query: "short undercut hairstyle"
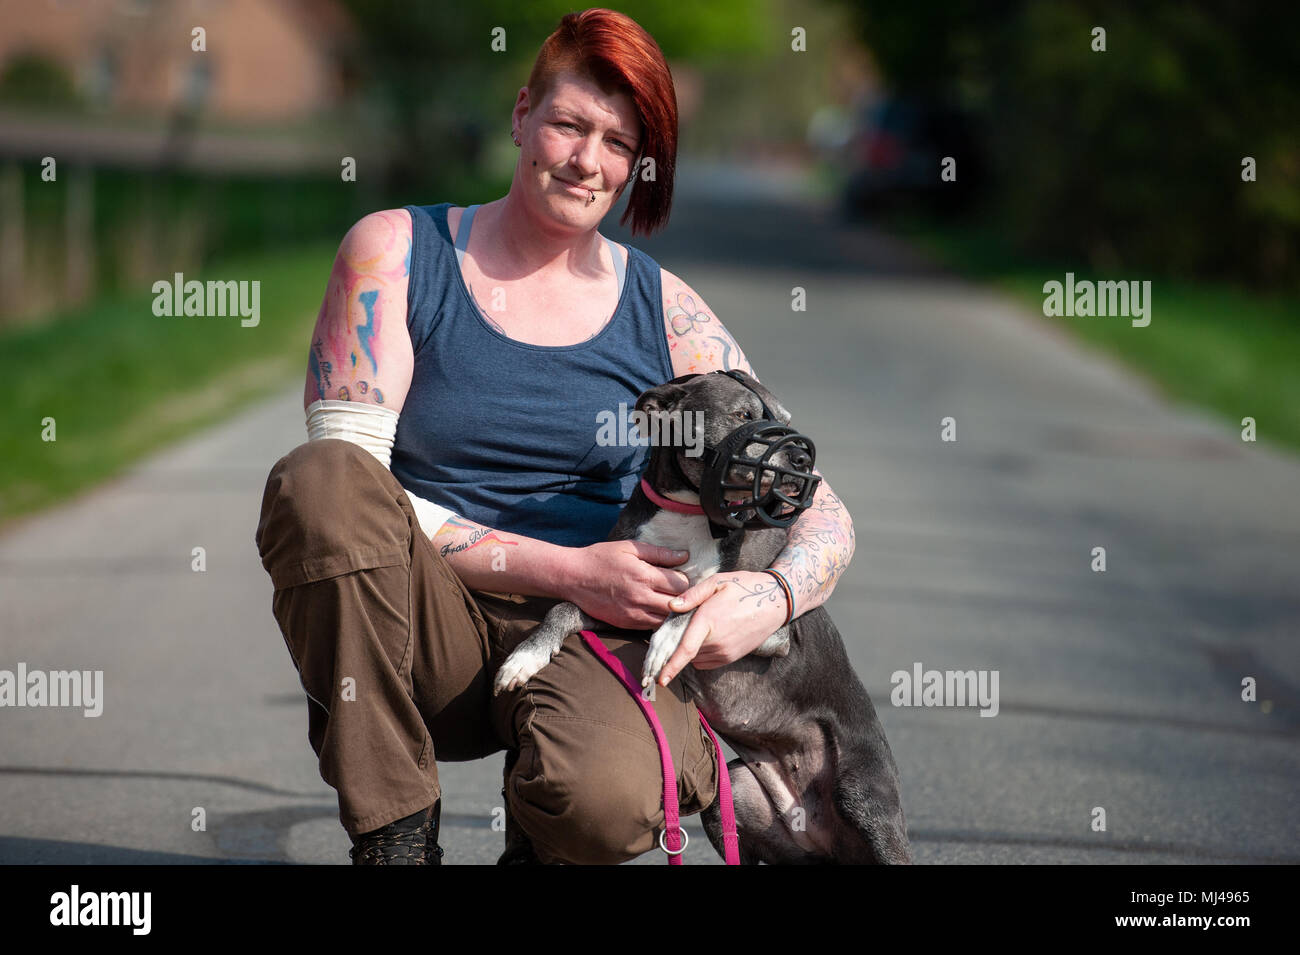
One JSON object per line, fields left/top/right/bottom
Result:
{"left": 526, "top": 8, "right": 678, "bottom": 236}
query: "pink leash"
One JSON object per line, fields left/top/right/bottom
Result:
{"left": 580, "top": 629, "right": 740, "bottom": 865}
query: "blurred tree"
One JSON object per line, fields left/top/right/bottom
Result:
{"left": 834, "top": 0, "right": 1299, "bottom": 288}
{"left": 339, "top": 0, "right": 765, "bottom": 194}
{"left": 0, "top": 52, "right": 81, "bottom": 108}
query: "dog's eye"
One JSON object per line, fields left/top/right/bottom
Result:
{"left": 734, "top": 409, "right": 753, "bottom": 421}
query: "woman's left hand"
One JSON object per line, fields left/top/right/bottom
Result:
{"left": 655, "top": 571, "right": 790, "bottom": 685}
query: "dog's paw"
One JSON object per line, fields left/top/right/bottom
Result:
{"left": 493, "top": 643, "right": 554, "bottom": 696}
{"left": 642, "top": 612, "right": 692, "bottom": 688}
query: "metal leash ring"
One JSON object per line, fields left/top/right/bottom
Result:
{"left": 658, "top": 827, "right": 689, "bottom": 856}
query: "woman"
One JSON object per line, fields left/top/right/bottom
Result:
{"left": 255, "top": 8, "right": 855, "bottom": 864}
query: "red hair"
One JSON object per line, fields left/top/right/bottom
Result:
{"left": 526, "top": 8, "right": 677, "bottom": 236}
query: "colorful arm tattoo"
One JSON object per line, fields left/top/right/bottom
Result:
{"left": 661, "top": 271, "right": 756, "bottom": 377}
{"left": 768, "top": 474, "right": 855, "bottom": 617}
{"left": 306, "top": 210, "right": 411, "bottom": 406}
{"left": 656, "top": 271, "right": 847, "bottom": 613}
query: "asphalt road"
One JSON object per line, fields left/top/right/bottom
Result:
{"left": 2, "top": 162, "right": 1297, "bottom": 865}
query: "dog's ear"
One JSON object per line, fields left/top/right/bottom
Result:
{"left": 724, "top": 370, "right": 792, "bottom": 425}
{"left": 635, "top": 375, "right": 698, "bottom": 417}
{"left": 664, "top": 372, "right": 703, "bottom": 388}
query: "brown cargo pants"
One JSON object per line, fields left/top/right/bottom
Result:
{"left": 254, "top": 438, "right": 718, "bottom": 864}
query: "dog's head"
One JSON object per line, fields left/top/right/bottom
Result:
{"left": 634, "top": 370, "right": 817, "bottom": 525}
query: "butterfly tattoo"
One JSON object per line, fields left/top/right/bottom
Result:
{"left": 667, "top": 294, "right": 714, "bottom": 337}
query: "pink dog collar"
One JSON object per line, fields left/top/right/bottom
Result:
{"left": 639, "top": 478, "right": 706, "bottom": 516}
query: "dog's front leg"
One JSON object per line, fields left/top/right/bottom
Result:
{"left": 643, "top": 617, "right": 790, "bottom": 687}
{"left": 493, "top": 602, "right": 595, "bottom": 695}
{"left": 642, "top": 610, "right": 694, "bottom": 689}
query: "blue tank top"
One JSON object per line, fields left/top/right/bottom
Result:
{"left": 392, "top": 202, "right": 675, "bottom": 548}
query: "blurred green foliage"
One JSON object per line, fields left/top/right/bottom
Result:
{"left": 0, "top": 52, "right": 81, "bottom": 108}
{"left": 839, "top": 0, "right": 1298, "bottom": 289}
{"left": 339, "top": 0, "right": 770, "bottom": 193}
{"left": 6, "top": 1, "right": 816, "bottom": 328}
{"left": 6, "top": 166, "right": 371, "bottom": 324}
{"left": 0, "top": 241, "right": 334, "bottom": 523}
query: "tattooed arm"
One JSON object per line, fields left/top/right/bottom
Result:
{"left": 658, "top": 266, "right": 856, "bottom": 613}
{"left": 651, "top": 270, "right": 857, "bottom": 683}
{"left": 305, "top": 209, "right": 414, "bottom": 410}
{"left": 426, "top": 514, "right": 566, "bottom": 598}
{"left": 767, "top": 472, "right": 854, "bottom": 616}
{"left": 432, "top": 513, "right": 692, "bottom": 631}
{"left": 661, "top": 267, "right": 757, "bottom": 377}
{"left": 303, "top": 211, "right": 559, "bottom": 588}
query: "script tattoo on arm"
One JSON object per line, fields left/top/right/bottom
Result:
{"left": 433, "top": 514, "right": 522, "bottom": 559}
{"left": 661, "top": 268, "right": 756, "bottom": 377}
{"left": 768, "top": 475, "right": 855, "bottom": 617}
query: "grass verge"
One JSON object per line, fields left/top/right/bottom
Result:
{"left": 1, "top": 242, "right": 334, "bottom": 526}
{"left": 1, "top": 168, "right": 514, "bottom": 529}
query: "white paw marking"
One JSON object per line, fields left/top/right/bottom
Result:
{"left": 642, "top": 611, "right": 692, "bottom": 688}
{"left": 493, "top": 642, "right": 556, "bottom": 696}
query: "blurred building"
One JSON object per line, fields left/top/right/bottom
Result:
{"left": 0, "top": 0, "right": 356, "bottom": 123}
{"left": 0, "top": 0, "right": 369, "bottom": 324}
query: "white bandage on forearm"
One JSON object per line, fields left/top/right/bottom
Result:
{"left": 306, "top": 399, "right": 399, "bottom": 466}
{"left": 304, "top": 399, "right": 457, "bottom": 537}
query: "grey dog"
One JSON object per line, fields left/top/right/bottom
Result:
{"left": 495, "top": 370, "right": 912, "bottom": 864}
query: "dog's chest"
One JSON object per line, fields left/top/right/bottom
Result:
{"left": 635, "top": 511, "right": 723, "bottom": 583}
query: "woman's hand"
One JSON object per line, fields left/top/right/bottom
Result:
{"left": 654, "top": 571, "right": 790, "bottom": 685}
{"left": 561, "top": 540, "right": 693, "bottom": 631}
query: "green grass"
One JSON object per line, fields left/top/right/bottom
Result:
{"left": 0, "top": 163, "right": 513, "bottom": 528}
{"left": 0, "top": 242, "right": 335, "bottom": 525}
{"left": 893, "top": 219, "right": 1300, "bottom": 453}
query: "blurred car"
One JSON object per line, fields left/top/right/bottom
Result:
{"left": 838, "top": 94, "right": 983, "bottom": 219}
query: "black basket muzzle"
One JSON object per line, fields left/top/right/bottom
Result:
{"left": 697, "top": 420, "right": 821, "bottom": 531}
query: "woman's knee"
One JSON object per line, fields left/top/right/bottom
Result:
{"left": 505, "top": 712, "right": 717, "bottom": 865}
{"left": 506, "top": 730, "right": 656, "bottom": 863}
{"left": 256, "top": 439, "right": 412, "bottom": 590}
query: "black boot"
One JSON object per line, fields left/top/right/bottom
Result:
{"left": 497, "top": 750, "right": 546, "bottom": 864}
{"left": 349, "top": 801, "right": 444, "bottom": 865}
